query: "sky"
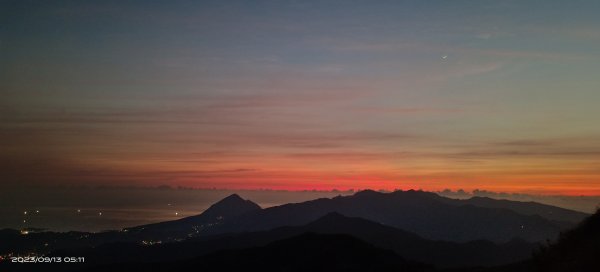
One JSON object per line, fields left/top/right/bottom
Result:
{"left": 2, "top": 0, "right": 600, "bottom": 195}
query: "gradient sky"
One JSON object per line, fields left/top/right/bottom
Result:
{"left": 2, "top": 0, "right": 600, "bottom": 195}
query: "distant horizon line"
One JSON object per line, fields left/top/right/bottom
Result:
{"left": 3, "top": 183, "right": 600, "bottom": 197}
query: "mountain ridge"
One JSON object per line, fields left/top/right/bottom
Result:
{"left": 41, "top": 212, "right": 536, "bottom": 270}
{"left": 199, "top": 190, "right": 569, "bottom": 242}
{"left": 124, "top": 193, "right": 261, "bottom": 236}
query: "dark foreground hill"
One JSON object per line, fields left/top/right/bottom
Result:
{"left": 83, "top": 233, "right": 435, "bottom": 272}
{"left": 39, "top": 213, "right": 535, "bottom": 270}
{"left": 532, "top": 209, "right": 600, "bottom": 272}
{"left": 448, "top": 209, "right": 600, "bottom": 272}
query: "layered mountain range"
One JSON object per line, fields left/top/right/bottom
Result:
{"left": 128, "top": 190, "right": 585, "bottom": 243}
{"left": 1, "top": 190, "right": 595, "bottom": 272}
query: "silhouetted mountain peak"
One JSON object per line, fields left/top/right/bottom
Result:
{"left": 219, "top": 193, "right": 244, "bottom": 203}
{"left": 353, "top": 189, "right": 382, "bottom": 197}
{"left": 390, "top": 189, "right": 442, "bottom": 199}
{"left": 203, "top": 194, "right": 261, "bottom": 218}
{"left": 469, "top": 196, "right": 493, "bottom": 201}
{"left": 354, "top": 189, "right": 441, "bottom": 200}
{"left": 122, "top": 194, "right": 261, "bottom": 234}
